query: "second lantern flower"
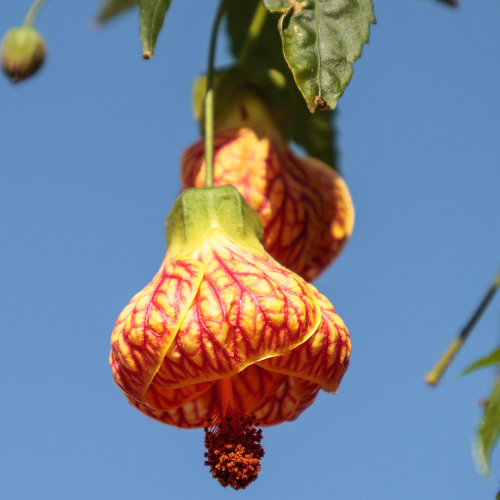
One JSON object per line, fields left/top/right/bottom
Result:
{"left": 182, "top": 95, "right": 355, "bottom": 281}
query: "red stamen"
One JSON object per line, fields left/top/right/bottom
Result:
{"left": 203, "top": 379, "right": 264, "bottom": 490}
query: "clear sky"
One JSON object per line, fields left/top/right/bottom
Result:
{"left": 1, "top": 1, "right": 500, "bottom": 499}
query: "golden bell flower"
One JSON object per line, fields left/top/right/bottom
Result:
{"left": 110, "top": 186, "right": 351, "bottom": 489}
{"left": 181, "top": 95, "right": 355, "bottom": 281}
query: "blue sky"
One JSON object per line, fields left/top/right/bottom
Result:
{"left": 1, "top": 1, "right": 500, "bottom": 499}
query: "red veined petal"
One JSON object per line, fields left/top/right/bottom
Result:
{"left": 258, "top": 286, "right": 351, "bottom": 393}
{"left": 151, "top": 237, "right": 321, "bottom": 388}
{"left": 110, "top": 258, "right": 204, "bottom": 401}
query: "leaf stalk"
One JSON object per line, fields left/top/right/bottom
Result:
{"left": 425, "top": 267, "right": 500, "bottom": 386}
{"left": 238, "top": 1, "right": 268, "bottom": 67}
{"left": 24, "top": 0, "right": 48, "bottom": 27}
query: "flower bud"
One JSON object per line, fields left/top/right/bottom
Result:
{"left": 182, "top": 95, "right": 355, "bottom": 281}
{"left": 1, "top": 26, "right": 46, "bottom": 83}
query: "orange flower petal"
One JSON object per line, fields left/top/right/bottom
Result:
{"left": 251, "top": 375, "right": 320, "bottom": 426}
{"left": 182, "top": 128, "right": 279, "bottom": 223}
{"left": 110, "top": 258, "right": 204, "bottom": 402}
{"left": 125, "top": 366, "right": 273, "bottom": 429}
{"left": 181, "top": 127, "right": 354, "bottom": 280}
{"left": 151, "top": 237, "right": 321, "bottom": 388}
{"left": 126, "top": 365, "right": 320, "bottom": 429}
{"left": 228, "top": 364, "right": 276, "bottom": 414}
{"left": 125, "top": 387, "right": 218, "bottom": 429}
{"left": 300, "top": 157, "right": 355, "bottom": 281}
{"left": 145, "top": 380, "right": 215, "bottom": 411}
{"left": 257, "top": 286, "right": 351, "bottom": 393}
{"left": 145, "top": 365, "right": 276, "bottom": 415}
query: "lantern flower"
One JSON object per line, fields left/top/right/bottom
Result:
{"left": 110, "top": 185, "right": 351, "bottom": 489}
{"left": 181, "top": 95, "right": 355, "bottom": 281}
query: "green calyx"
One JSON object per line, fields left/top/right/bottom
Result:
{"left": 1, "top": 26, "right": 46, "bottom": 83}
{"left": 166, "top": 185, "right": 266, "bottom": 261}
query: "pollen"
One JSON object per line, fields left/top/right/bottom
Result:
{"left": 203, "top": 411, "right": 265, "bottom": 490}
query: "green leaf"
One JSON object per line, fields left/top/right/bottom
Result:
{"left": 227, "top": 0, "right": 286, "bottom": 74}
{"left": 436, "top": 0, "right": 458, "bottom": 7}
{"left": 476, "top": 376, "right": 500, "bottom": 476}
{"left": 95, "top": 0, "right": 138, "bottom": 24}
{"left": 271, "top": 0, "right": 376, "bottom": 112}
{"left": 462, "top": 347, "right": 500, "bottom": 376}
{"left": 263, "top": 0, "right": 292, "bottom": 10}
{"left": 139, "top": 0, "right": 173, "bottom": 58}
{"left": 225, "top": 0, "right": 339, "bottom": 170}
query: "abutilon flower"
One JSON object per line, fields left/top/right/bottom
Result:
{"left": 110, "top": 186, "right": 351, "bottom": 489}
{"left": 181, "top": 95, "right": 355, "bottom": 281}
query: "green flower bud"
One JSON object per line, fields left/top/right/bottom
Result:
{"left": 1, "top": 26, "right": 46, "bottom": 83}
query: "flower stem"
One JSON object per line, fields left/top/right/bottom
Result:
{"left": 425, "top": 267, "right": 500, "bottom": 386}
{"left": 238, "top": 1, "right": 268, "bottom": 67}
{"left": 24, "top": 0, "right": 48, "bottom": 27}
{"left": 204, "top": 0, "right": 227, "bottom": 189}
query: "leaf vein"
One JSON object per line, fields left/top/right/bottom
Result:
{"left": 150, "top": 0, "right": 163, "bottom": 51}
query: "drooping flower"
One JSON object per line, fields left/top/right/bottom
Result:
{"left": 181, "top": 95, "right": 354, "bottom": 281}
{"left": 110, "top": 185, "right": 351, "bottom": 489}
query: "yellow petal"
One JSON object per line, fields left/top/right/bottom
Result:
{"left": 251, "top": 374, "right": 320, "bottom": 426}
{"left": 300, "top": 157, "right": 355, "bottom": 281}
{"left": 257, "top": 285, "right": 351, "bottom": 393}
{"left": 181, "top": 127, "right": 354, "bottom": 281}
{"left": 127, "top": 365, "right": 319, "bottom": 429}
{"left": 110, "top": 258, "right": 204, "bottom": 402}
{"left": 145, "top": 380, "right": 215, "bottom": 411}
{"left": 125, "top": 387, "right": 218, "bottom": 429}
{"left": 150, "top": 236, "right": 321, "bottom": 389}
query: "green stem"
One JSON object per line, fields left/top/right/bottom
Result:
{"left": 238, "top": 1, "right": 268, "bottom": 67}
{"left": 24, "top": 0, "right": 48, "bottom": 27}
{"left": 425, "top": 267, "right": 500, "bottom": 387}
{"left": 204, "top": 0, "right": 227, "bottom": 189}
